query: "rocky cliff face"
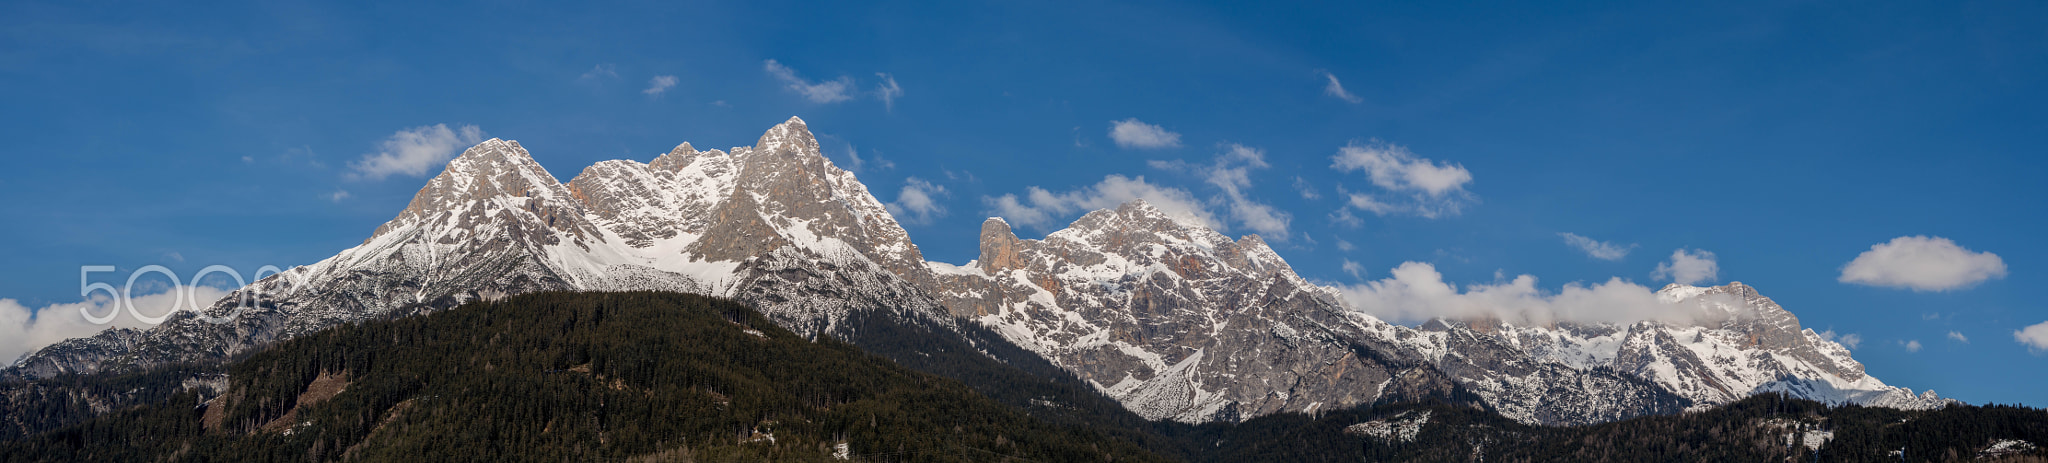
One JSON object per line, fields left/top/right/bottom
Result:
{"left": 1449, "top": 283, "right": 1951, "bottom": 411}
{"left": 923, "top": 203, "right": 1686, "bottom": 424}
{"left": 5, "top": 117, "right": 939, "bottom": 380}
{"left": 4, "top": 117, "right": 1946, "bottom": 427}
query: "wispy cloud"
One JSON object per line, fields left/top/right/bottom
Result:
{"left": 1900, "top": 339, "right": 1923, "bottom": 353}
{"left": 1149, "top": 144, "right": 1291, "bottom": 238}
{"left": 579, "top": 63, "right": 618, "bottom": 81}
{"left": 875, "top": 73, "right": 903, "bottom": 111}
{"left": 1329, "top": 141, "right": 1475, "bottom": 219}
{"left": 1560, "top": 232, "right": 1637, "bottom": 261}
{"left": 885, "top": 177, "right": 948, "bottom": 225}
{"left": 837, "top": 143, "right": 893, "bottom": 173}
{"left": 1292, "top": 176, "right": 1321, "bottom": 200}
{"left": 346, "top": 124, "right": 485, "bottom": 180}
{"left": 1819, "top": 330, "right": 1863, "bottom": 349}
{"left": 984, "top": 175, "right": 1214, "bottom": 231}
{"left": 1108, "top": 118, "right": 1182, "bottom": 149}
{"left": 1948, "top": 331, "right": 1969, "bottom": 343}
{"left": 1333, "top": 142, "right": 1472, "bottom": 197}
{"left": 643, "top": 75, "right": 678, "bottom": 96}
{"left": 764, "top": 59, "right": 853, "bottom": 103}
{"left": 1652, "top": 248, "right": 1719, "bottom": 285}
{"left": 1839, "top": 236, "right": 2006, "bottom": 291}
{"left": 1342, "top": 259, "right": 1366, "bottom": 280}
{"left": 327, "top": 189, "right": 350, "bottom": 203}
{"left": 1321, "top": 70, "right": 1363, "bottom": 104}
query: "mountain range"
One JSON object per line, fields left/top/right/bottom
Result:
{"left": 5, "top": 117, "right": 1951, "bottom": 428}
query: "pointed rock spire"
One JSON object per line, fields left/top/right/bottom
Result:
{"left": 979, "top": 217, "right": 1024, "bottom": 276}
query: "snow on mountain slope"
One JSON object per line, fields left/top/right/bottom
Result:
{"left": 5, "top": 116, "right": 1944, "bottom": 428}
{"left": 922, "top": 203, "right": 1682, "bottom": 424}
{"left": 1440, "top": 282, "right": 1952, "bottom": 411}
{"left": 6, "top": 117, "right": 945, "bottom": 379}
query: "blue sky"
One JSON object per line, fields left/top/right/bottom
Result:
{"left": 2, "top": 1, "right": 2045, "bottom": 405}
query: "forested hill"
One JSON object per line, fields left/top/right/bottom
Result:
{"left": 3, "top": 291, "right": 2045, "bottom": 462}
{"left": 0, "top": 291, "right": 1167, "bottom": 462}
{"left": 1189, "top": 393, "right": 2048, "bottom": 462}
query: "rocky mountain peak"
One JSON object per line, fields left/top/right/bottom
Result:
{"left": 370, "top": 138, "right": 594, "bottom": 243}
{"left": 1227, "top": 234, "right": 1287, "bottom": 275}
{"left": 1111, "top": 198, "right": 1177, "bottom": 226}
{"left": 649, "top": 142, "right": 724, "bottom": 173}
{"left": 1056, "top": 199, "right": 1210, "bottom": 246}
{"left": 683, "top": 117, "right": 929, "bottom": 288}
{"left": 7, "top": 116, "right": 1949, "bottom": 432}
{"left": 753, "top": 116, "right": 817, "bottom": 156}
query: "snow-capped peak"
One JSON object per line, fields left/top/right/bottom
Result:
{"left": 753, "top": 116, "right": 816, "bottom": 156}
{"left": 7, "top": 116, "right": 1953, "bottom": 432}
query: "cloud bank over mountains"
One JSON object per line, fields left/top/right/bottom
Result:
{"left": 1, "top": 286, "right": 231, "bottom": 365}
{"left": 1329, "top": 260, "right": 1746, "bottom": 326}
{"left": 1653, "top": 249, "right": 1719, "bottom": 285}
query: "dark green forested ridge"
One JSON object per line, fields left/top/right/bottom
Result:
{"left": 0, "top": 291, "right": 1167, "bottom": 462}
{"left": 2, "top": 290, "right": 2045, "bottom": 462}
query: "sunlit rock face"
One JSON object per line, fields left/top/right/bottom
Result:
{"left": 7, "top": 117, "right": 1947, "bottom": 427}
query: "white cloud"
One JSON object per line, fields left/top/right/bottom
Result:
{"left": 1343, "top": 193, "right": 1401, "bottom": 218}
{"left": 1947, "top": 330, "right": 1969, "bottom": 343}
{"left": 1329, "top": 141, "right": 1476, "bottom": 219}
{"left": 1839, "top": 236, "right": 2006, "bottom": 292}
{"left": 1819, "top": 330, "right": 1863, "bottom": 350}
{"left": 1, "top": 286, "right": 232, "bottom": 365}
{"left": 1652, "top": 248, "right": 1719, "bottom": 285}
{"left": 875, "top": 73, "right": 903, "bottom": 111}
{"left": 346, "top": 124, "right": 485, "bottom": 180}
{"left": 1150, "top": 144, "right": 1292, "bottom": 238}
{"left": 1292, "top": 176, "right": 1320, "bottom": 200}
{"left": 1900, "top": 339, "right": 1923, "bottom": 353}
{"left": 764, "top": 59, "right": 853, "bottom": 103}
{"left": 1227, "top": 200, "right": 1291, "bottom": 239}
{"left": 1342, "top": 259, "right": 1366, "bottom": 280}
{"left": 1333, "top": 142, "right": 1472, "bottom": 197}
{"left": 1336, "top": 239, "right": 1355, "bottom": 252}
{"left": 1560, "top": 233, "right": 1636, "bottom": 261}
{"left": 579, "top": 63, "right": 618, "bottom": 81}
{"left": 2015, "top": 321, "right": 2048, "bottom": 353}
{"left": 1321, "top": 71, "right": 1363, "bottom": 104}
{"left": 643, "top": 75, "right": 678, "bottom": 96}
{"left": 885, "top": 177, "right": 948, "bottom": 225}
{"left": 1329, "top": 207, "right": 1364, "bottom": 228}
{"left": 1108, "top": 118, "right": 1182, "bottom": 149}
{"left": 328, "top": 189, "right": 350, "bottom": 202}
{"left": 1331, "top": 261, "right": 1717, "bottom": 326}
{"left": 983, "top": 175, "right": 1215, "bottom": 231}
